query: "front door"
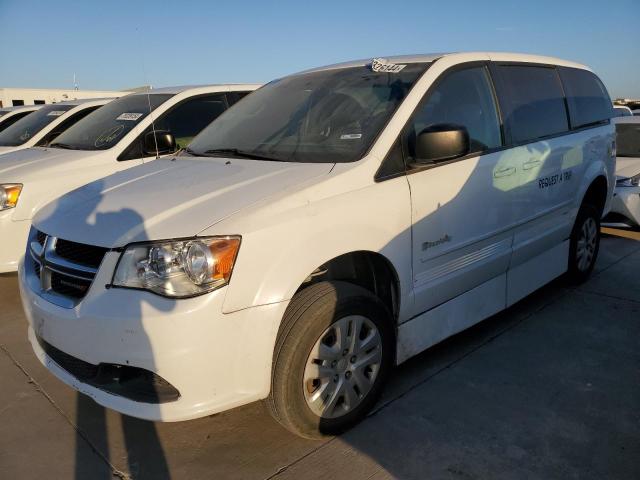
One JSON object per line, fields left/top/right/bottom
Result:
{"left": 404, "top": 65, "right": 513, "bottom": 316}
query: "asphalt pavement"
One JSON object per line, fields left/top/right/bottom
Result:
{"left": 1, "top": 230, "right": 639, "bottom": 480}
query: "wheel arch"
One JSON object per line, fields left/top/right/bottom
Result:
{"left": 580, "top": 174, "right": 608, "bottom": 217}
{"left": 293, "top": 250, "right": 402, "bottom": 323}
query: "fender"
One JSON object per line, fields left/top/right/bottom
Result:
{"left": 208, "top": 169, "right": 415, "bottom": 319}
{"left": 574, "top": 129, "right": 615, "bottom": 218}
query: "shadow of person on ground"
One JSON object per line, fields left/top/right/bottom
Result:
{"left": 31, "top": 178, "right": 172, "bottom": 479}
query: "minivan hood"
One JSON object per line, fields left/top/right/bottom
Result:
{"left": 0, "top": 147, "right": 95, "bottom": 180}
{"left": 34, "top": 157, "right": 333, "bottom": 247}
{"left": 0, "top": 145, "right": 20, "bottom": 156}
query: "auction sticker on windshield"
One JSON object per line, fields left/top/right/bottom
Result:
{"left": 47, "top": 111, "right": 66, "bottom": 116}
{"left": 116, "top": 113, "right": 143, "bottom": 121}
{"left": 371, "top": 58, "right": 406, "bottom": 73}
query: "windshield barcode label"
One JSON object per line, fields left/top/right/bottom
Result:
{"left": 116, "top": 113, "right": 143, "bottom": 121}
{"left": 371, "top": 58, "right": 406, "bottom": 73}
{"left": 47, "top": 111, "right": 66, "bottom": 116}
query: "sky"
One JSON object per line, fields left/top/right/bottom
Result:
{"left": 0, "top": 0, "right": 638, "bottom": 98}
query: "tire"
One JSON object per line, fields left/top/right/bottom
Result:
{"left": 266, "top": 281, "right": 394, "bottom": 439}
{"left": 566, "top": 203, "right": 601, "bottom": 284}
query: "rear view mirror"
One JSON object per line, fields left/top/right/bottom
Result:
{"left": 144, "top": 130, "right": 176, "bottom": 156}
{"left": 412, "top": 123, "right": 470, "bottom": 164}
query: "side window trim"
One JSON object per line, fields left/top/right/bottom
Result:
{"left": 376, "top": 61, "right": 612, "bottom": 182}
{"left": 117, "top": 92, "right": 230, "bottom": 161}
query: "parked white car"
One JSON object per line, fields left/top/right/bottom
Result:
{"left": 607, "top": 116, "right": 640, "bottom": 226}
{"left": 0, "top": 98, "right": 116, "bottom": 155}
{"left": 613, "top": 105, "right": 633, "bottom": 117}
{"left": 0, "top": 85, "right": 258, "bottom": 272}
{"left": 0, "top": 105, "right": 42, "bottom": 133}
{"left": 20, "top": 52, "right": 615, "bottom": 438}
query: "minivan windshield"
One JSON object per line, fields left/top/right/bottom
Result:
{"left": 0, "top": 104, "right": 74, "bottom": 146}
{"left": 187, "top": 63, "right": 430, "bottom": 163}
{"left": 49, "top": 93, "right": 174, "bottom": 150}
{"left": 616, "top": 123, "right": 640, "bottom": 158}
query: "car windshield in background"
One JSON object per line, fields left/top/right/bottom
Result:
{"left": 0, "top": 104, "right": 74, "bottom": 146}
{"left": 616, "top": 123, "right": 640, "bottom": 158}
{"left": 49, "top": 94, "right": 174, "bottom": 150}
{"left": 188, "top": 63, "right": 430, "bottom": 163}
{"left": 0, "top": 111, "right": 7, "bottom": 118}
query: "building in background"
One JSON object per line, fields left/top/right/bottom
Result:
{"left": 0, "top": 87, "right": 131, "bottom": 107}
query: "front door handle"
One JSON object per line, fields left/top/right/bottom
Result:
{"left": 523, "top": 159, "right": 542, "bottom": 170}
{"left": 493, "top": 167, "right": 516, "bottom": 178}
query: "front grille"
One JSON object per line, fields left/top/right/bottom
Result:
{"left": 34, "top": 262, "right": 41, "bottom": 279}
{"left": 55, "top": 238, "right": 108, "bottom": 269}
{"left": 28, "top": 229, "right": 109, "bottom": 306}
{"left": 50, "top": 271, "right": 91, "bottom": 299}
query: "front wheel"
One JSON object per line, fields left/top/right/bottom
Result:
{"left": 567, "top": 203, "right": 601, "bottom": 284}
{"left": 266, "top": 281, "right": 394, "bottom": 439}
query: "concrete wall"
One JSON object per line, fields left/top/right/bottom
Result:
{"left": 0, "top": 88, "right": 129, "bottom": 107}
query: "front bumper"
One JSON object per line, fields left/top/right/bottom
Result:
{"left": 0, "top": 209, "right": 30, "bottom": 273}
{"left": 610, "top": 186, "right": 640, "bottom": 227}
{"left": 19, "top": 251, "right": 288, "bottom": 421}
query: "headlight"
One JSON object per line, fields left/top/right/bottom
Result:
{"left": 616, "top": 174, "right": 640, "bottom": 188}
{"left": 112, "top": 236, "right": 241, "bottom": 298}
{"left": 0, "top": 184, "right": 22, "bottom": 211}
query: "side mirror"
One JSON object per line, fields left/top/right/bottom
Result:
{"left": 412, "top": 123, "right": 470, "bottom": 164}
{"left": 143, "top": 130, "right": 176, "bottom": 156}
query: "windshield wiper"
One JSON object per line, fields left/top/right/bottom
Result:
{"left": 182, "top": 147, "right": 198, "bottom": 156}
{"left": 201, "top": 148, "right": 285, "bottom": 162}
{"left": 49, "top": 142, "right": 80, "bottom": 150}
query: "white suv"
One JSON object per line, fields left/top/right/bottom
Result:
{"left": 20, "top": 53, "right": 615, "bottom": 438}
{"left": 0, "top": 85, "right": 258, "bottom": 272}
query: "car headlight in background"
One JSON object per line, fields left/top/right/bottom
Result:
{"left": 616, "top": 174, "right": 640, "bottom": 188}
{"left": 0, "top": 184, "right": 23, "bottom": 211}
{"left": 113, "top": 236, "right": 241, "bottom": 298}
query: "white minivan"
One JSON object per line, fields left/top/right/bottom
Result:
{"left": 20, "top": 53, "right": 615, "bottom": 438}
{"left": 0, "top": 98, "right": 116, "bottom": 156}
{"left": 0, "top": 85, "right": 259, "bottom": 272}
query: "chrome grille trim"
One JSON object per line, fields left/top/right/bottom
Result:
{"left": 26, "top": 229, "right": 107, "bottom": 309}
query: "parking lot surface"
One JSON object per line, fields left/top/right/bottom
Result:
{"left": 1, "top": 231, "right": 639, "bottom": 480}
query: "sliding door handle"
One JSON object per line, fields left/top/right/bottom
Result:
{"left": 493, "top": 167, "right": 516, "bottom": 178}
{"left": 523, "top": 159, "right": 542, "bottom": 170}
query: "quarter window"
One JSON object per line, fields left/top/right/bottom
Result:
{"left": 494, "top": 65, "right": 568, "bottom": 144}
{"left": 558, "top": 67, "right": 613, "bottom": 129}
{"left": 405, "top": 66, "right": 501, "bottom": 161}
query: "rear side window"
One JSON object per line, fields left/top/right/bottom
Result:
{"left": 559, "top": 67, "right": 613, "bottom": 129}
{"left": 494, "top": 65, "right": 568, "bottom": 144}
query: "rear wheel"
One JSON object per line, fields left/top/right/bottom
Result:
{"left": 567, "top": 203, "right": 600, "bottom": 283}
{"left": 266, "top": 281, "right": 394, "bottom": 438}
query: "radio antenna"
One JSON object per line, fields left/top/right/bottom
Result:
{"left": 137, "top": 26, "right": 158, "bottom": 162}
